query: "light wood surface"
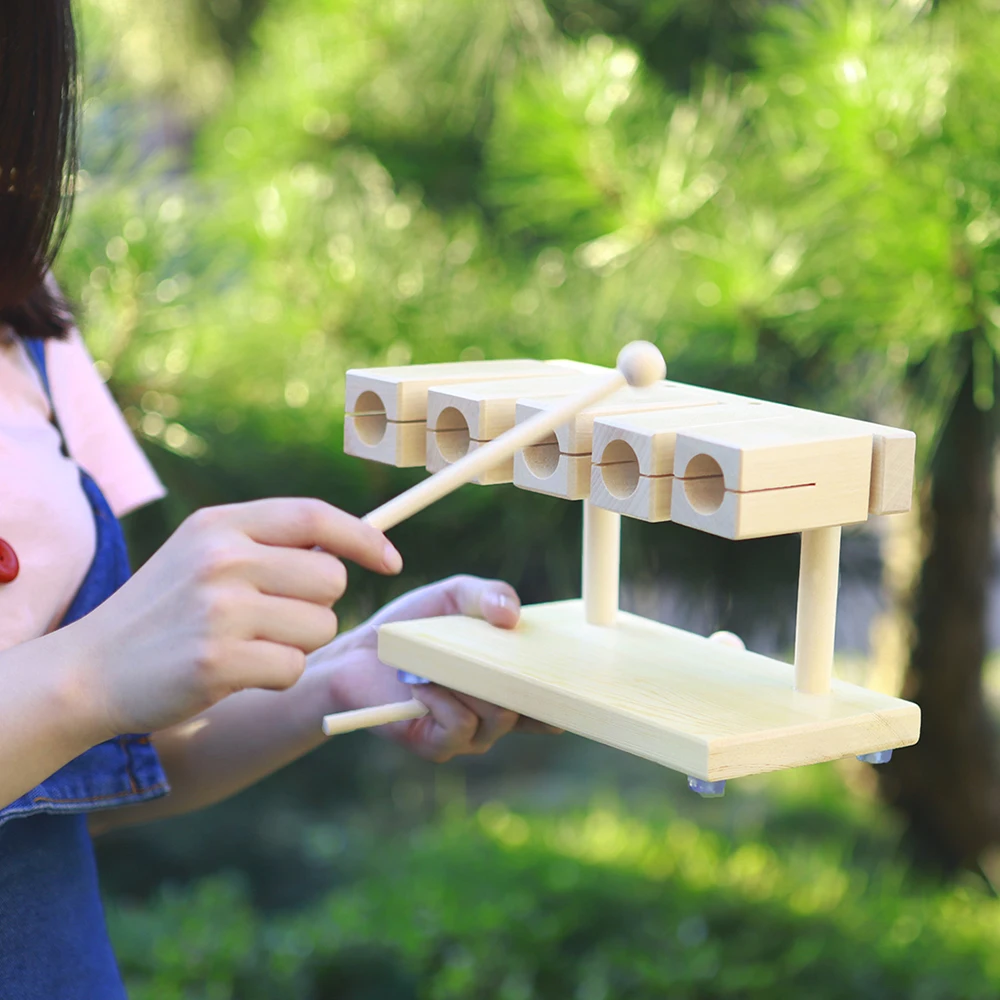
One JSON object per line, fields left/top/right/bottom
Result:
{"left": 669, "top": 416, "right": 873, "bottom": 539}
{"left": 589, "top": 402, "right": 784, "bottom": 520}
{"left": 377, "top": 600, "right": 920, "bottom": 780}
{"left": 516, "top": 383, "right": 720, "bottom": 455}
{"left": 321, "top": 698, "right": 428, "bottom": 736}
{"left": 588, "top": 392, "right": 915, "bottom": 519}
{"left": 427, "top": 372, "right": 601, "bottom": 441}
{"left": 364, "top": 367, "right": 629, "bottom": 532}
{"left": 344, "top": 360, "right": 557, "bottom": 468}
{"left": 424, "top": 371, "right": 597, "bottom": 483}
{"left": 346, "top": 360, "right": 557, "bottom": 422}
{"left": 344, "top": 414, "right": 428, "bottom": 468}
{"left": 794, "top": 526, "right": 841, "bottom": 695}
{"left": 582, "top": 501, "right": 620, "bottom": 625}
{"left": 867, "top": 426, "right": 916, "bottom": 515}
{"left": 512, "top": 383, "right": 719, "bottom": 499}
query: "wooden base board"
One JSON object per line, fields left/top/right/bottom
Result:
{"left": 377, "top": 600, "right": 920, "bottom": 781}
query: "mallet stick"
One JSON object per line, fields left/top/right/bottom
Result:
{"left": 322, "top": 341, "right": 666, "bottom": 736}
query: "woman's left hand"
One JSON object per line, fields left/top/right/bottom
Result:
{"left": 318, "top": 575, "right": 559, "bottom": 762}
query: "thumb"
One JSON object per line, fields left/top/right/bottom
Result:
{"left": 451, "top": 575, "right": 521, "bottom": 630}
{"left": 365, "top": 575, "right": 521, "bottom": 630}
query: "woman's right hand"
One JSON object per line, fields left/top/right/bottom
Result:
{"left": 69, "top": 498, "right": 402, "bottom": 739}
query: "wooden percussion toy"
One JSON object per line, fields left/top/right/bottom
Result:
{"left": 323, "top": 342, "right": 919, "bottom": 796}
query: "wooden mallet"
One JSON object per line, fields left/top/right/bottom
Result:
{"left": 321, "top": 341, "right": 666, "bottom": 737}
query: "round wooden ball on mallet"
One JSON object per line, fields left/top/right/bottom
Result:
{"left": 616, "top": 340, "right": 667, "bottom": 388}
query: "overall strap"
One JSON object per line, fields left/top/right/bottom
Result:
{"left": 21, "top": 337, "right": 70, "bottom": 458}
{"left": 21, "top": 337, "right": 50, "bottom": 393}
{"left": 0, "top": 335, "right": 171, "bottom": 829}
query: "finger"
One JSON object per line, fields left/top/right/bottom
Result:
{"left": 448, "top": 576, "right": 521, "bottom": 629}
{"left": 405, "top": 684, "right": 480, "bottom": 761}
{"left": 447, "top": 690, "right": 520, "bottom": 750}
{"left": 212, "top": 498, "right": 402, "bottom": 576}
{"left": 243, "top": 593, "right": 339, "bottom": 652}
{"left": 219, "top": 639, "right": 307, "bottom": 694}
{"left": 248, "top": 546, "right": 347, "bottom": 606}
{"left": 366, "top": 575, "right": 521, "bottom": 630}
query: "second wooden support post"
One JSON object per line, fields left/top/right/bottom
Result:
{"left": 583, "top": 501, "right": 621, "bottom": 626}
{"left": 793, "top": 525, "right": 842, "bottom": 695}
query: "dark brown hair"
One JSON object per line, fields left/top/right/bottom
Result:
{"left": 0, "top": 0, "right": 79, "bottom": 339}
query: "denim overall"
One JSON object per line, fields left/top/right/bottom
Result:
{"left": 0, "top": 338, "right": 169, "bottom": 997}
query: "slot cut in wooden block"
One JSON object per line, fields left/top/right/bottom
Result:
{"left": 590, "top": 402, "right": 785, "bottom": 521}
{"left": 345, "top": 359, "right": 557, "bottom": 468}
{"left": 512, "top": 383, "right": 724, "bottom": 499}
{"left": 377, "top": 600, "right": 920, "bottom": 780}
{"left": 590, "top": 403, "right": 913, "bottom": 532}
{"left": 425, "top": 371, "right": 600, "bottom": 484}
{"left": 670, "top": 416, "right": 874, "bottom": 539}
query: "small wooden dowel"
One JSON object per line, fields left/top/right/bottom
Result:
{"left": 321, "top": 698, "right": 429, "bottom": 736}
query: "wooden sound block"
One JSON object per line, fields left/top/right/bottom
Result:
{"left": 865, "top": 425, "right": 915, "bottom": 515}
{"left": 424, "top": 370, "right": 600, "bottom": 483}
{"left": 590, "top": 403, "right": 915, "bottom": 524}
{"left": 345, "top": 359, "right": 556, "bottom": 467}
{"left": 377, "top": 600, "right": 920, "bottom": 781}
{"left": 590, "top": 402, "right": 785, "bottom": 521}
{"left": 670, "top": 416, "right": 874, "bottom": 539}
{"left": 512, "top": 383, "right": 723, "bottom": 499}
{"left": 344, "top": 415, "right": 427, "bottom": 468}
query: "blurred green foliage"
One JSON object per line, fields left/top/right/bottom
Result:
{"left": 108, "top": 790, "right": 1000, "bottom": 999}
{"left": 68, "top": 0, "right": 1000, "bottom": 617}
{"left": 59, "top": 0, "right": 1000, "bottom": 989}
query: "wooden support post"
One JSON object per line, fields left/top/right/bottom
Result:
{"left": 793, "top": 525, "right": 841, "bottom": 695}
{"left": 583, "top": 500, "right": 620, "bottom": 626}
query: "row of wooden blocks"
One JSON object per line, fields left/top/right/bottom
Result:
{"left": 344, "top": 359, "right": 916, "bottom": 540}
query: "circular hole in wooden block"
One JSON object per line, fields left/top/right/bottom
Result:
{"left": 522, "top": 432, "right": 560, "bottom": 480}
{"left": 435, "top": 406, "right": 471, "bottom": 463}
{"left": 683, "top": 454, "right": 725, "bottom": 513}
{"left": 353, "top": 391, "right": 387, "bottom": 445}
{"left": 600, "top": 439, "right": 640, "bottom": 498}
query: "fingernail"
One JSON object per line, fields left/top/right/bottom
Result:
{"left": 486, "top": 592, "right": 517, "bottom": 614}
{"left": 383, "top": 541, "right": 403, "bottom": 574}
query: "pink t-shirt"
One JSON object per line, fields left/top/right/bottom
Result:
{"left": 0, "top": 329, "right": 165, "bottom": 649}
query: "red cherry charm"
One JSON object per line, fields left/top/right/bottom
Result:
{"left": 0, "top": 539, "right": 19, "bottom": 584}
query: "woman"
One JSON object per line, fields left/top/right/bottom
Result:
{"left": 0, "top": 4, "right": 542, "bottom": 995}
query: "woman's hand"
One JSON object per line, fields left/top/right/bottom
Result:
{"left": 70, "top": 498, "right": 402, "bottom": 740}
{"left": 321, "top": 574, "right": 559, "bottom": 762}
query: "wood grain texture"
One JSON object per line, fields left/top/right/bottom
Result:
{"left": 867, "top": 427, "right": 916, "bottom": 514}
{"left": 515, "top": 382, "right": 722, "bottom": 455}
{"left": 424, "top": 370, "right": 597, "bottom": 484}
{"left": 794, "top": 526, "right": 841, "bottom": 695}
{"left": 365, "top": 368, "right": 631, "bottom": 531}
{"left": 428, "top": 371, "right": 599, "bottom": 441}
{"left": 377, "top": 600, "right": 920, "bottom": 780}
{"left": 345, "top": 359, "right": 556, "bottom": 422}
{"left": 582, "top": 502, "right": 620, "bottom": 625}
{"left": 670, "top": 416, "right": 873, "bottom": 539}
{"left": 321, "top": 698, "right": 428, "bottom": 736}
{"left": 512, "top": 382, "right": 720, "bottom": 499}
{"left": 344, "top": 414, "right": 428, "bottom": 468}
{"left": 512, "top": 449, "right": 593, "bottom": 499}
{"left": 589, "top": 402, "right": 785, "bottom": 520}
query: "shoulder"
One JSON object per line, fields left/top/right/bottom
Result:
{"left": 44, "top": 330, "right": 166, "bottom": 517}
